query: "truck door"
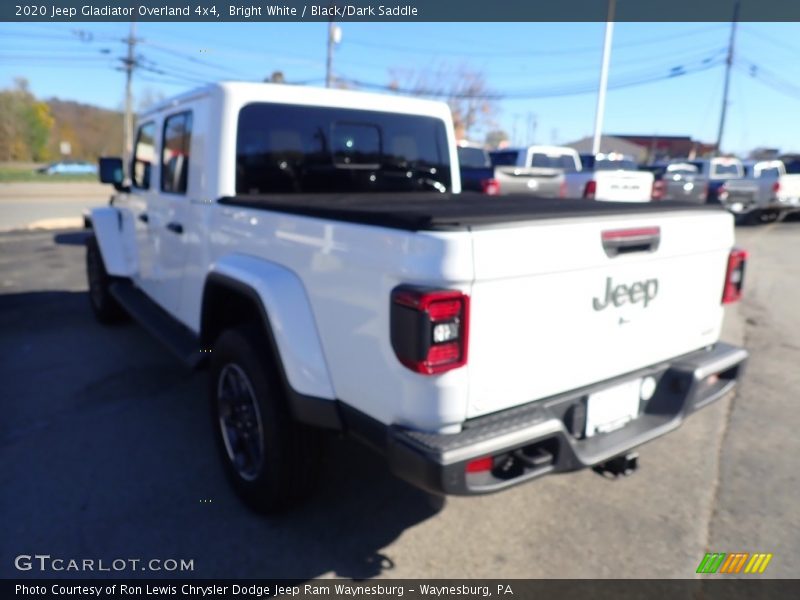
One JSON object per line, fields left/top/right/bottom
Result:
{"left": 128, "top": 121, "right": 159, "bottom": 298}
{"left": 148, "top": 110, "right": 193, "bottom": 317}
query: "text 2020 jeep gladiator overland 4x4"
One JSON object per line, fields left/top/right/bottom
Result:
{"left": 88, "top": 82, "right": 748, "bottom": 512}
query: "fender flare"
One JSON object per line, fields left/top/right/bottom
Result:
{"left": 203, "top": 255, "right": 339, "bottom": 429}
{"left": 89, "top": 207, "right": 137, "bottom": 277}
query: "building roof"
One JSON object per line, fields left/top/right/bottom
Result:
{"left": 563, "top": 135, "right": 647, "bottom": 161}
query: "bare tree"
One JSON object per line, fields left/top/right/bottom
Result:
{"left": 137, "top": 87, "right": 166, "bottom": 111}
{"left": 388, "top": 63, "right": 499, "bottom": 140}
{"left": 485, "top": 129, "right": 509, "bottom": 149}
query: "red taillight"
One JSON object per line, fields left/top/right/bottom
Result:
{"left": 391, "top": 287, "right": 470, "bottom": 375}
{"left": 426, "top": 299, "right": 462, "bottom": 320}
{"left": 583, "top": 180, "right": 597, "bottom": 199}
{"left": 558, "top": 180, "right": 567, "bottom": 198}
{"left": 481, "top": 178, "right": 501, "bottom": 196}
{"left": 652, "top": 180, "right": 666, "bottom": 200}
{"left": 466, "top": 456, "right": 493, "bottom": 473}
{"left": 722, "top": 248, "right": 747, "bottom": 304}
{"left": 771, "top": 181, "right": 781, "bottom": 195}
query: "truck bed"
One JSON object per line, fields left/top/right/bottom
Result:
{"left": 219, "top": 193, "right": 721, "bottom": 231}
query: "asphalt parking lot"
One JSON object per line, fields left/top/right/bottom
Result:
{"left": 1, "top": 217, "right": 798, "bottom": 579}
{"left": 0, "top": 182, "right": 110, "bottom": 232}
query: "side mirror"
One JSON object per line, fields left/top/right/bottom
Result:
{"left": 98, "top": 157, "right": 126, "bottom": 191}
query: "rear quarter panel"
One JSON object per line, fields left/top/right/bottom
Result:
{"left": 208, "top": 206, "right": 475, "bottom": 431}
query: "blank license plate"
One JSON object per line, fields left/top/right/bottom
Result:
{"left": 585, "top": 379, "right": 641, "bottom": 438}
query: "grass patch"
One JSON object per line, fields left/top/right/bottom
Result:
{"left": 0, "top": 166, "right": 97, "bottom": 183}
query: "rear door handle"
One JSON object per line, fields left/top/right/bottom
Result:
{"left": 166, "top": 222, "right": 184, "bottom": 234}
{"left": 601, "top": 227, "right": 660, "bottom": 257}
{"left": 138, "top": 213, "right": 149, "bottom": 223}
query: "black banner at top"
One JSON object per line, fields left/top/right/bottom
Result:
{"left": 3, "top": 0, "right": 800, "bottom": 22}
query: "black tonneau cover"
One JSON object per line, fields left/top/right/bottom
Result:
{"left": 218, "top": 193, "right": 723, "bottom": 232}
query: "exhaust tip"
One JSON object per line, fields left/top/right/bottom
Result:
{"left": 593, "top": 452, "right": 639, "bottom": 479}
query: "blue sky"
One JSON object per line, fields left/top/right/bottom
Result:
{"left": 1, "top": 21, "right": 799, "bottom": 155}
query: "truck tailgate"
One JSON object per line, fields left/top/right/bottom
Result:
{"left": 494, "top": 167, "right": 563, "bottom": 196}
{"left": 725, "top": 179, "right": 760, "bottom": 205}
{"left": 466, "top": 210, "right": 733, "bottom": 418}
{"left": 778, "top": 175, "right": 800, "bottom": 204}
{"left": 595, "top": 170, "right": 654, "bottom": 202}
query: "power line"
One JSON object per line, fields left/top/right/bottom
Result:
{"left": 137, "top": 39, "right": 254, "bottom": 78}
{"left": 341, "top": 56, "right": 724, "bottom": 100}
{"left": 734, "top": 58, "right": 800, "bottom": 100}
{"left": 0, "top": 54, "right": 113, "bottom": 61}
{"left": 739, "top": 25, "right": 800, "bottom": 58}
{"left": 343, "top": 24, "right": 726, "bottom": 58}
{"left": 135, "top": 62, "right": 210, "bottom": 86}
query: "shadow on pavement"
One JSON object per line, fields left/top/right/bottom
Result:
{"left": 54, "top": 230, "right": 91, "bottom": 246}
{"left": 1, "top": 290, "right": 443, "bottom": 580}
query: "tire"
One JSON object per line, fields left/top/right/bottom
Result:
{"left": 210, "top": 326, "right": 321, "bottom": 513}
{"left": 85, "top": 235, "right": 127, "bottom": 324}
{"left": 734, "top": 211, "right": 761, "bottom": 227}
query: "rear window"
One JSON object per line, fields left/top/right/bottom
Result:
{"left": 457, "top": 146, "right": 490, "bottom": 168}
{"left": 784, "top": 160, "right": 800, "bottom": 175}
{"left": 711, "top": 161, "right": 743, "bottom": 178}
{"left": 666, "top": 163, "right": 698, "bottom": 175}
{"left": 489, "top": 151, "right": 518, "bottom": 167}
{"left": 530, "top": 153, "right": 578, "bottom": 171}
{"left": 755, "top": 165, "right": 781, "bottom": 178}
{"left": 593, "top": 159, "right": 638, "bottom": 171}
{"left": 236, "top": 103, "right": 451, "bottom": 194}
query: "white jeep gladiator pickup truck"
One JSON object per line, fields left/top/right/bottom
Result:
{"left": 88, "top": 82, "right": 748, "bottom": 512}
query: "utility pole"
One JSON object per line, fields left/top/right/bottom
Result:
{"left": 716, "top": 0, "right": 741, "bottom": 155}
{"left": 527, "top": 112, "right": 537, "bottom": 145}
{"left": 122, "top": 21, "right": 136, "bottom": 183}
{"left": 592, "top": 0, "right": 616, "bottom": 156}
{"left": 326, "top": 20, "right": 341, "bottom": 87}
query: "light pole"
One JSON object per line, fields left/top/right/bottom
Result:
{"left": 325, "top": 21, "right": 341, "bottom": 87}
{"left": 592, "top": 0, "right": 616, "bottom": 156}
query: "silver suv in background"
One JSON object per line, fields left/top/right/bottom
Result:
{"left": 721, "top": 157, "right": 800, "bottom": 223}
{"left": 640, "top": 162, "right": 707, "bottom": 204}
{"left": 489, "top": 145, "right": 580, "bottom": 196}
{"left": 682, "top": 157, "right": 744, "bottom": 203}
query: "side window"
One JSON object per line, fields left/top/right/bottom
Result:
{"left": 132, "top": 122, "right": 155, "bottom": 189}
{"left": 161, "top": 111, "right": 193, "bottom": 194}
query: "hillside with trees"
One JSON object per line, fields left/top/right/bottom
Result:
{"left": 0, "top": 78, "right": 123, "bottom": 163}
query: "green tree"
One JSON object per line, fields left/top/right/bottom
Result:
{"left": 24, "top": 101, "right": 54, "bottom": 161}
{"left": 0, "top": 78, "right": 53, "bottom": 161}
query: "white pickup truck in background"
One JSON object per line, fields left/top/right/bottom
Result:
{"left": 721, "top": 158, "right": 800, "bottom": 222}
{"left": 88, "top": 82, "right": 748, "bottom": 513}
{"left": 560, "top": 153, "right": 656, "bottom": 202}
